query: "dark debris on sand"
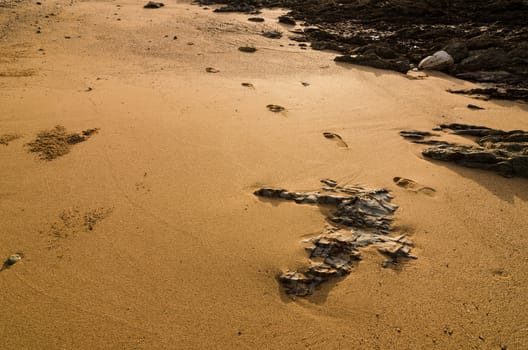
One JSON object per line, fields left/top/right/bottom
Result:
{"left": 254, "top": 180, "right": 416, "bottom": 296}
{"left": 198, "top": 0, "right": 528, "bottom": 101}
{"left": 27, "top": 125, "right": 99, "bottom": 160}
{"left": 0, "top": 133, "right": 22, "bottom": 146}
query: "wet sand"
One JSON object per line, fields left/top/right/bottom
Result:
{"left": 1, "top": 0, "right": 528, "bottom": 348}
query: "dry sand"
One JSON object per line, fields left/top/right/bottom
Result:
{"left": 1, "top": 0, "right": 528, "bottom": 348}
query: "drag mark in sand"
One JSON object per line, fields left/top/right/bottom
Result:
{"left": 393, "top": 177, "right": 436, "bottom": 197}
{"left": 254, "top": 179, "right": 416, "bottom": 297}
{"left": 27, "top": 125, "right": 99, "bottom": 160}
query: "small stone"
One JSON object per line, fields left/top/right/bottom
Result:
{"left": 6, "top": 254, "right": 22, "bottom": 266}
{"left": 205, "top": 67, "right": 219, "bottom": 73}
{"left": 248, "top": 17, "right": 264, "bottom": 22}
{"left": 278, "top": 15, "right": 296, "bottom": 25}
{"left": 241, "top": 82, "right": 254, "bottom": 88}
{"left": 238, "top": 46, "right": 257, "bottom": 53}
{"left": 143, "top": 1, "right": 164, "bottom": 8}
{"left": 262, "top": 31, "right": 282, "bottom": 39}
{"left": 467, "top": 104, "right": 485, "bottom": 110}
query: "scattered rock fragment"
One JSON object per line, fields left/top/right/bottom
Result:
{"left": 143, "top": 1, "right": 164, "bottom": 8}
{"left": 27, "top": 125, "right": 99, "bottom": 160}
{"left": 241, "top": 82, "right": 254, "bottom": 88}
{"left": 255, "top": 180, "right": 415, "bottom": 296}
{"left": 301, "top": 81, "right": 310, "bottom": 86}
{"left": 238, "top": 46, "right": 257, "bottom": 53}
{"left": 467, "top": 104, "right": 484, "bottom": 110}
{"left": 378, "top": 242, "right": 416, "bottom": 267}
{"left": 399, "top": 130, "right": 438, "bottom": 140}
{"left": 247, "top": 17, "right": 264, "bottom": 22}
{"left": 0, "top": 133, "right": 22, "bottom": 146}
{"left": 1, "top": 253, "right": 24, "bottom": 271}
{"left": 278, "top": 15, "right": 296, "bottom": 25}
{"left": 262, "top": 30, "right": 282, "bottom": 39}
{"left": 205, "top": 67, "right": 219, "bottom": 73}
{"left": 323, "top": 132, "right": 348, "bottom": 148}
{"left": 400, "top": 124, "right": 528, "bottom": 178}
{"left": 266, "top": 104, "right": 285, "bottom": 113}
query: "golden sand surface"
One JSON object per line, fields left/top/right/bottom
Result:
{"left": 1, "top": 0, "right": 527, "bottom": 348}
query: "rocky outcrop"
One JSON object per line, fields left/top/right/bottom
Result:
{"left": 254, "top": 180, "right": 416, "bottom": 296}
{"left": 401, "top": 124, "right": 528, "bottom": 178}
{"left": 198, "top": 0, "right": 528, "bottom": 100}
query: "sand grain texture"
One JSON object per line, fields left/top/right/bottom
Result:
{"left": 1, "top": 0, "right": 527, "bottom": 349}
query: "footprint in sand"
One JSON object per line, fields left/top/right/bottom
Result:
{"left": 323, "top": 132, "right": 348, "bottom": 148}
{"left": 393, "top": 177, "right": 436, "bottom": 196}
{"left": 266, "top": 104, "right": 285, "bottom": 113}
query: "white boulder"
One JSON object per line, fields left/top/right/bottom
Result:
{"left": 418, "top": 50, "right": 454, "bottom": 70}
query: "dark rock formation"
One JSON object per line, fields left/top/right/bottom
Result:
{"left": 401, "top": 124, "right": 528, "bottom": 178}
{"left": 255, "top": 180, "right": 416, "bottom": 296}
{"left": 262, "top": 30, "right": 282, "bottom": 39}
{"left": 278, "top": 15, "right": 295, "bottom": 25}
{"left": 197, "top": 0, "right": 528, "bottom": 100}
{"left": 448, "top": 87, "right": 528, "bottom": 101}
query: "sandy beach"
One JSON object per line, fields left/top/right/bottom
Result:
{"left": 1, "top": 0, "right": 528, "bottom": 348}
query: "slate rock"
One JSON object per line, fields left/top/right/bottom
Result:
{"left": 443, "top": 40, "right": 469, "bottom": 63}
{"left": 255, "top": 180, "right": 414, "bottom": 296}
{"left": 401, "top": 124, "right": 528, "bottom": 178}
{"left": 457, "top": 48, "right": 509, "bottom": 72}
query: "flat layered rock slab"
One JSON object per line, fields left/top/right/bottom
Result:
{"left": 254, "top": 180, "right": 415, "bottom": 297}
{"left": 401, "top": 124, "right": 528, "bottom": 178}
